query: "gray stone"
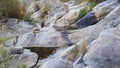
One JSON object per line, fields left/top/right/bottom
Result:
{"left": 9, "top": 49, "right": 38, "bottom": 68}
{"left": 51, "top": 2, "right": 91, "bottom": 30}
{"left": 93, "top": 0, "right": 120, "bottom": 15}
{"left": 32, "top": 27, "right": 73, "bottom": 47}
{"left": 84, "top": 27, "right": 120, "bottom": 68}
{"left": 16, "top": 32, "right": 34, "bottom": 47}
{"left": 71, "top": 12, "right": 99, "bottom": 29}
{"left": 6, "top": 18, "right": 34, "bottom": 35}
{"left": 44, "top": 2, "right": 68, "bottom": 27}
{"left": 0, "top": 31, "right": 16, "bottom": 47}
{"left": 40, "top": 59, "right": 73, "bottom": 68}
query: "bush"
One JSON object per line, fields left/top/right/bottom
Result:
{"left": 40, "top": 3, "right": 50, "bottom": 27}
{"left": 1, "top": 0, "right": 36, "bottom": 24}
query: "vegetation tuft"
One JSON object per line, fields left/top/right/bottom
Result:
{"left": 0, "top": 0, "right": 36, "bottom": 24}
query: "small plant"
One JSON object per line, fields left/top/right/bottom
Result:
{"left": 34, "top": 2, "right": 40, "bottom": 12}
{"left": 0, "top": 33, "right": 16, "bottom": 46}
{"left": 22, "top": 15, "right": 36, "bottom": 25}
{"left": 77, "top": 1, "right": 97, "bottom": 20}
{"left": 90, "top": 1, "right": 97, "bottom": 10}
{"left": 0, "top": 45, "right": 12, "bottom": 68}
{"left": 66, "top": 30, "right": 87, "bottom": 62}
{"left": 17, "top": 64, "right": 27, "bottom": 68}
{"left": 77, "top": 7, "right": 88, "bottom": 20}
{"left": 100, "top": 12, "right": 109, "bottom": 19}
{"left": 40, "top": 3, "right": 50, "bottom": 27}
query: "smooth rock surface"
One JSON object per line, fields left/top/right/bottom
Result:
{"left": 16, "top": 32, "right": 34, "bottom": 47}
{"left": 32, "top": 27, "right": 73, "bottom": 47}
{"left": 84, "top": 27, "right": 120, "bottom": 68}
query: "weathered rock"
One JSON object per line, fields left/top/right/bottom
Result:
{"left": 93, "top": 0, "right": 120, "bottom": 16}
{"left": 84, "top": 26, "right": 120, "bottom": 68}
{"left": 44, "top": 2, "right": 68, "bottom": 27}
{"left": 9, "top": 49, "right": 38, "bottom": 68}
{"left": 0, "top": 31, "right": 16, "bottom": 47}
{"left": 16, "top": 32, "right": 34, "bottom": 47}
{"left": 30, "top": 10, "right": 41, "bottom": 23}
{"left": 69, "top": 6, "right": 120, "bottom": 44}
{"left": 59, "top": 6, "right": 120, "bottom": 61}
{"left": 40, "top": 59, "right": 73, "bottom": 68}
{"left": 26, "top": 1, "right": 41, "bottom": 15}
{"left": 45, "top": 2, "right": 90, "bottom": 30}
{"left": 70, "top": 12, "right": 99, "bottom": 29}
{"left": 32, "top": 27, "right": 73, "bottom": 47}
{"left": 10, "top": 47, "right": 24, "bottom": 54}
{"left": 5, "top": 18, "right": 34, "bottom": 35}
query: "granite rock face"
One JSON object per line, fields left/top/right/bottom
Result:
{"left": 84, "top": 27, "right": 120, "bottom": 68}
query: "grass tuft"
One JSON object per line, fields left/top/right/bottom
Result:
{"left": 0, "top": 0, "right": 36, "bottom": 24}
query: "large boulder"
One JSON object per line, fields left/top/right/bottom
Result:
{"left": 84, "top": 26, "right": 120, "bottom": 68}
{"left": 9, "top": 49, "right": 38, "bottom": 68}
{"left": 32, "top": 27, "right": 73, "bottom": 47}
{"left": 70, "top": 12, "right": 99, "bottom": 29}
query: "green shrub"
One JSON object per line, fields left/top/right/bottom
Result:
{"left": 1, "top": 0, "right": 36, "bottom": 24}
{"left": 90, "top": 2, "right": 97, "bottom": 10}
{"left": 77, "top": 1, "right": 97, "bottom": 20}
{"left": 77, "top": 7, "right": 88, "bottom": 20}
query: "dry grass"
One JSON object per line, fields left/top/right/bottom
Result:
{"left": 40, "top": 3, "right": 50, "bottom": 27}
{"left": 1, "top": 0, "right": 36, "bottom": 24}
{"left": 66, "top": 29, "right": 87, "bottom": 62}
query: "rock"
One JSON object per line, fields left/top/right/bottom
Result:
{"left": 16, "top": 32, "right": 34, "bottom": 47}
{"left": 70, "top": 12, "right": 99, "bottom": 29}
{"left": 83, "top": 27, "right": 120, "bottom": 68}
{"left": 19, "top": 0, "right": 36, "bottom": 7}
{"left": 10, "top": 47, "right": 24, "bottom": 54}
{"left": 5, "top": 18, "right": 34, "bottom": 35}
{"left": 9, "top": 49, "right": 38, "bottom": 68}
{"left": 44, "top": 2, "right": 68, "bottom": 27}
{"left": 93, "top": 0, "right": 120, "bottom": 16}
{"left": 59, "top": 6, "right": 120, "bottom": 61}
{"left": 30, "top": 10, "right": 41, "bottom": 23}
{"left": 32, "top": 27, "right": 73, "bottom": 47}
{"left": 26, "top": 1, "right": 41, "bottom": 15}
{"left": 40, "top": 59, "right": 73, "bottom": 68}
{"left": 69, "top": 6, "right": 120, "bottom": 44}
{"left": 74, "top": 63, "right": 86, "bottom": 68}
{"left": 52, "top": 2, "right": 91, "bottom": 30}
{"left": 0, "top": 31, "right": 16, "bottom": 47}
